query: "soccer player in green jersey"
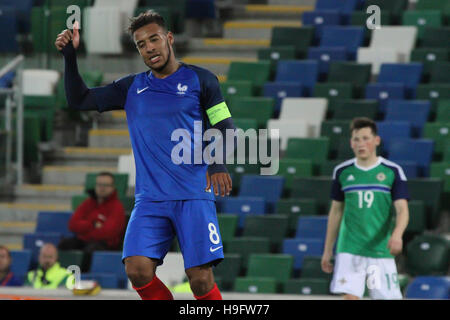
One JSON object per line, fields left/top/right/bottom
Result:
{"left": 321, "top": 117, "right": 410, "bottom": 300}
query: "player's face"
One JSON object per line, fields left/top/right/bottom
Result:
{"left": 350, "top": 127, "right": 380, "bottom": 160}
{"left": 134, "top": 23, "right": 174, "bottom": 72}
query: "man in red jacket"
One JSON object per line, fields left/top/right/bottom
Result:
{"left": 58, "top": 172, "right": 126, "bottom": 272}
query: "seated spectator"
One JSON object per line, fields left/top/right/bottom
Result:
{"left": 58, "top": 172, "right": 126, "bottom": 272}
{"left": 26, "top": 243, "right": 74, "bottom": 289}
{"left": 0, "top": 245, "right": 23, "bottom": 287}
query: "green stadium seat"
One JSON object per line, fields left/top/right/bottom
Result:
{"left": 225, "top": 237, "right": 270, "bottom": 269}
{"left": 416, "top": 85, "right": 450, "bottom": 118}
{"left": 242, "top": 215, "right": 289, "bottom": 252}
{"left": 410, "top": 48, "right": 449, "bottom": 78}
{"left": 257, "top": 46, "right": 297, "bottom": 65}
{"left": 402, "top": 11, "right": 443, "bottom": 39}
{"left": 232, "top": 118, "right": 258, "bottom": 132}
{"left": 363, "top": 0, "right": 409, "bottom": 24}
{"left": 429, "top": 62, "right": 450, "bottom": 83}
{"left": 217, "top": 214, "right": 238, "bottom": 243}
{"left": 220, "top": 80, "right": 254, "bottom": 102}
{"left": 332, "top": 99, "right": 378, "bottom": 120}
{"left": 423, "top": 122, "right": 450, "bottom": 158}
{"left": 71, "top": 194, "right": 88, "bottom": 210}
{"left": 31, "top": 7, "right": 50, "bottom": 53}
{"left": 143, "top": 0, "right": 186, "bottom": 33}
{"left": 227, "top": 61, "right": 272, "bottom": 90}
{"left": 313, "top": 83, "right": 354, "bottom": 115}
{"left": 327, "top": 62, "right": 372, "bottom": 98}
{"left": 318, "top": 160, "right": 346, "bottom": 177}
{"left": 275, "top": 199, "right": 318, "bottom": 234}
{"left": 407, "top": 178, "right": 444, "bottom": 229}
{"left": 350, "top": 11, "right": 392, "bottom": 27}
{"left": 416, "top": 0, "right": 450, "bottom": 11}
{"left": 270, "top": 26, "right": 314, "bottom": 58}
{"left": 71, "top": 194, "right": 134, "bottom": 213}
{"left": 444, "top": 140, "right": 450, "bottom": 161}
{"left": 277, "top": 159, "right": 313, "bottom": 194}
{"left": 320, "top": 120, "right": 351, "bottom": 158}
{"left": 430, "top": 162, "right": 450, "bottom": 192}
{"left": 421, "top": 27, "right": 450, "bottom": 48}
{"left": 406, "top": 234, "right": 450, "bottom": 276}
{"left": 284, "top": 278, "right": 330, "bottom": 295}
{"left": 291, "top": 177, "right": 333, "bottom": 214}
{"left": 246, "top": 254, "right": 294, "bottom": 290}
{"left": 24, "top": 113, "right": 41, "bottom": 165}
{"left": 228, "top": 97, "right": 274, "bottom": 129}
{"left": 285, "top": 138, "right": 330, "bottom": 174}
{"left": 234, "top": 277, "right": 277, "bottom": 294}
{"left": 336, "top": 136, "right": 355, "bottom": 160}
{"left": 301, "top": 256, "right": 333, "bottom": 280}
{"left": 436, "top": 100, "right": 450, "bottom": 122}
{"left": 85, "top": 173, "right": 129, "bottom": 197}
{"left": 58, "top": 250, "right": 84, "bottom": 269}
{"left": 404, "top": 200, "right": 427, "bottom": 234}
{"left": 213, "top": 253, "right": 242, "bottom": 291}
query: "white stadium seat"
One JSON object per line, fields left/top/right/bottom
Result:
{"left": 118, "top": 151, "right": 136, "bottom": 187}
{"left": 22, "top": 69, "right": 59, "bottom": 96}
{"left": 357, "top": 48, "right": 402, "bottom": 75}
{"left": 267, "top": 119, "right": 309, "bottom": 151}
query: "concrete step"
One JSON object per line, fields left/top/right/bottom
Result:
{"left": 223, "top": 20, "right": 302, "bottom": 39}
{"left": 47, "top": 147, "right": 131, "bottom": 166}
{"left": 88, "top": 129, "right": 131, "bottom": 149}
{"left": 233, "top": 4, "right": 312, "bottom": 19}
{"left": 187, "top": 37, "right": 270, "bottom": 53}
{"left": 269, "top": 0, "right": 317, "bottom": 6}
{"left": 13, "top": 184, "right": 84, "bottom": 204}
{"left": 0, "top": 202, "right": 71, "bottom": 222}
{"left": 42, "top": 165, "right": 118, "bottom": 186}
{"left": 181, "top": 56, "right": 258, "bottom": 77}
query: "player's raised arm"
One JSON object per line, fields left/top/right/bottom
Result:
{"left": 55, "top": 21, "right": 133, "bottom": 112}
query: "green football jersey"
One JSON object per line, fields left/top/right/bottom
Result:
{"left": 331, "top": 157, "right": 409, "bottom": 258}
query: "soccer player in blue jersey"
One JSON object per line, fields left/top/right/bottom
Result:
{"left": 55, "top": 11, "right": 235, "bottom": 300}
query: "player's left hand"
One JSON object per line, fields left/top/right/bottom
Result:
{"left": 387, "top": 235, "right": 403, "bottom": 256}
{"left": 206, "top": 172, "right": 232, "bottom": 197}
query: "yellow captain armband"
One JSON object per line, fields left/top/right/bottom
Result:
{"left": 206, "top": 101, "right": 231, "bottom": 126}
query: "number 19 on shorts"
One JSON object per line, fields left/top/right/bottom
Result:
{"left": 358, "top": 190, "right": 374, "bottom": 208}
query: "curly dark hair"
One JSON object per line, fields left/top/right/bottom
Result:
{"left": 128, "top": 10, "right": 167, "bottom": 37}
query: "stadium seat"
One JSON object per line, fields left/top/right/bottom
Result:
{"left": 320, "top": 120, "right": 351, "bottom": 157}
{"left": 429, "top": 61, "right": 450, "bottom": 83}
{"left": 307, "top": 47, "right": 348, "bottom": 76}
{"left": 276, "top": 159, "right": 313, "bottom": 194}
{"left": 269, "top": 26, "right": 315, "bottom": 58}
{"left": 376, "top": 121, "right": 412, "bottom": 155}
{"left": 227, "top": 61, "right": 272, "bottom": 89}
{"left": 275, "top": 199, "right": 319, "bottom": 234}
{"left": 406, "top": 234, "right": 450, "bottom": 276}
{"left": 143, "top": 0, "right": 186, "bottom": 34}
{"left": 258, "top": 46, "right": 297, "bottom": 65}
{"left": 430, "top": 162, "right": 450, "bottom": 194}
{"left": 405, "top": 276, "right": 450, "bottom": 299}
{"left": 262, "top": 82, "right": 304, "bottom": 117}
{"left": 301, "top": 256, "right": 333, "bottom": 280}
{"left": 319, "top": 26, "right": 366, "bottom": 60}
{"left": 9, "top": 250, "right": 32, "bottom": 283}
{"left": 238, "top": 175, "right": 284, "bottom": 213}
{"left": 357, "top": 48, "right": 403, "bottom": 76}
{"left": 423, "top": 123, "right": 450, "bottom": 159}
{"left": 402, "top": 11, "right": 443, "bottom": 40}
{"left": 35, "top": 211, "right": 74, "bottom": 238}
{"left": 226, "top": 163, "right": 260, "bottom": 194}
{"left": 185, "top": 0, "right": 215, "bottom": 19}
{"left": 213, "top": 253, "right": 242, "bottom": 291}
{"left": 225, "top": 237, "right": 270, "bottom": 270}
{"left": 395, "top": 160, "right": 420, "bottom": 178}
{"left": 387, "top": 138, "right": 434, "bottom": 177}
{"left": 282, "top": 238, "right": 325, "bottom": 270}
{"left": 89, "top": 251, "right": 128, "bottom": 288}
{"left": 242, "top": 215, "right": 289, "bottom": 251}
{"left": 58, "top": 250, "right": 84, "bottom": 269}
{"left": 313, "top": 83, "right": 354, "bottom": 109}
{"left": 285, "top": 138, "right": 330, "bottom": 174}
{"left": 335, "top": 136, "right": 356, "bottom": 160}
{"left": 227, "top": 97, "right": 274, "bottom": 129}
{"left": 246, "top": 254, "right": 294, "bottom": 287}
{"left": 290, "top": 177, "right": 333, "bottom": 214}
{"left": 437, "top": 101, "right": 450, "bottom": 123}
{"left": 421, "top": 27, "right": 450, "bottom": 48}
{"left": 319, "top": 159, "right": 346, "bottom": 176}
{"left": 220, "top": 80, "right": 254, "bottom": 101}
{"left": 363, "top": 0, "right": 408, "bottom": 24}
{"left": 234, "top": 277, "right": 277, "bottom": 294}
{"left": 1, "top": 0, "right": 34, "bottom": 34}
{"left": 295, "top": 216, "right": 328, "bottom": 241}
{"left": 85, "top": 172, "right": 129, "bottom": 197}
{"left": 0, "top": 6, "right": 19, "bottom": 52}
{"left": 267, "top": 119, "right": 309, "bottom": 151}
{"left": 302, "top": 11, "right": 342, "bottom": 41}
{"left": 377, "top": 63, "right": 423, "bottom": 99}
{"left": 350, "top": 10, "right": 392, "bottom": 29}
{"left": 407, "top": 178, "right": 444, "bottom": 229}
{"left": 405, "top": 201, "right": 426, "bottom": 234}
{"left": 416, "top": 0, "right": 450, "bottom": 11}
{"left": 332, "top": 99, "right": 378, "bottom": 120}
{"left": 23, "top": 232, "right": 63, "bottom": 267}
{"left": 217, "top": 214, "right": 238, "bottom": 243}
{"left": 279, "top": 98, "right": 328, "bottom": 137}
{"left": 416, "top": 84, "right": 450, "bottom": 117}
{"left": 410, "top": 48, "right": 449, "bottom": 79}
{"left": 233, "top": 119, "right": 258, "bottom": 132}
{"left": 384, "top": 100, "right": 431, "bottom": 137}
{"left": 284, "top": 278, "right": 330, "bottom": 295}
{"left": 315, "top": 0, "right": 361, "bottom": 14}
{"left": 274, "top": 60, "right": 319, "bottom": 97}
{"left": 118, "top": 152, "right": 136, "bottom": 188}
{"left": 218, "top": 197, "right": 266, "bottom": 228}
{"left": 327, "top": 62, "right": 372, "bottom": 97}
{"left": 365, "top": 83, "right": 406, "bottom": 114}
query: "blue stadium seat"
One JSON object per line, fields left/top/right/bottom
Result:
{"left": 295, "top": 216, "right": 328, "bottom": 240}
{"left": 384, "top": 100, "right": 431, "bottom": 137}
{"left": 218, "top": 197, "right": 266, "bottom": 228}
{"left": 9, "top": 250, "right": 32, "bottom": 284}
{"left": 365, "top": 83, "right": 406, "bottom": 114}
{"left": 35, "top": 211, "right": 74, "bottom": 238}
{"left": 377, "top": 63, "right": 424, "bottom": 99}
{"left": 315, "top": 0, "right": 361, "bottom": 24}
{"left": 302, "top": 11, "right": 342, "bottom": 41}
{"left": 282, "top": 238, "right": 325, "bottom": 270}
{"left": 377, "top": 121, "right": 412, "bottom": 154}
{"left": 405, "top": 276, "right": 450, "bottom": 299}
{"left": 263, "top": 82, "right": 304, "bottom": 117}
{"left": 0, "top": 6, "right": 19, "bottom": 52}
{"left": 387, "top": 138, "right": 434, "bottom": 177}
{"left": 274, "top": 60, "right": 319, "bottom": 96}
{"left": 23, "top": 232, "right": 63, "bottom": 268}
{"left": 185, "top": 0, "right": 216, "bottom": 19}
{"left": 238, "top": 175, "right": 284, "bottom": 214}
{"left": 81, "top": 272, "right": 119, "bottom": 289}
{"left": 394, "top": 161, "right": 419, "bottom": 178}
{"left": 1, "top": 0, "right": 33, "bottom": 33}
{"left": 0, "top": 71, "right": 15, "bottom": 88}
{"left": 307, "top": 47, "right": 348, "bottom": 75}
{"left": 319, "top": 26, "right": 366, "bottom": 60}
{"left": 89, "top": 251, "right": 128, "bottom": 289}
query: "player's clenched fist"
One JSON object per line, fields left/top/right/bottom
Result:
{"left": 55, "top": 21, "right": 80, "bottom": 51}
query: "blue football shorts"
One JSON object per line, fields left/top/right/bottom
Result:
{"left": 122, "top": 199, "right": 224, "bottom": 270}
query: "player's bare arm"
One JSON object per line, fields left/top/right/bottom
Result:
{"left": 321, "top": 200, "right": 344, "bottom": 273}
{"left": 388, "top": 199, "right": 409, "bottom": 256}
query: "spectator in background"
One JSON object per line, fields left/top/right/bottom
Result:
{"left": 26, "top": 243, "right": 74, "bottom": 289}
{"left": 58, "top": 172, "right": 126, "bottom": 272}
{"left": 0, "top": 245, "right": 23, "bottom": 287}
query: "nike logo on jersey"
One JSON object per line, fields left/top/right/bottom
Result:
{"left": 209, "top": 246, "right": 223, "bottom": 253}
{"left": 137, "top": 87, "right": 149, "bottom": 94}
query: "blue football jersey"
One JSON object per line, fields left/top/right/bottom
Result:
{"left": 91, "top": 64, "right": 231, "bottom": 201}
